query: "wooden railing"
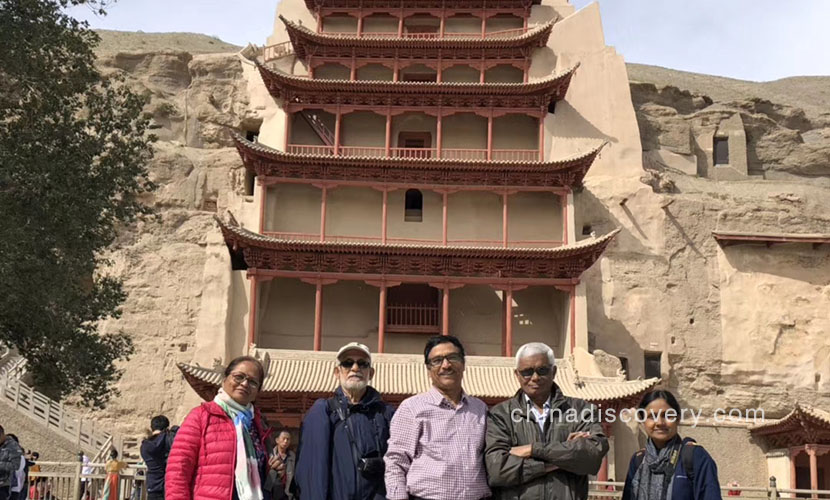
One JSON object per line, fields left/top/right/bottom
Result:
{"left": 317, "top": 27, "right": 531, "bottom": 39}
{"left": 264, "top": 232, "right": 565, "bottom": 248}
{"left": 588, "top": 480, "right": 830, "bottom": 500}
{"left": 0, "top": 349, "right": 140, "bottom": 460}
{"left": 29, "top": 461, "right": 147, "bottom": 500}
{"left": 263, "top": 41, "right": 294, "bottom": 62}
{"left": 386, "top": 304, "right": 440, "bottom": 333}
{"left": 287, "top": 144, "right": 539, "bottom": 161}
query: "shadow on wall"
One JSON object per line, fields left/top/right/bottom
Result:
{"left": 720, "top": 245, "right": 830, "bottom": 285}
{"left": 551, "top": 100, "right": 618, "bottom": 145}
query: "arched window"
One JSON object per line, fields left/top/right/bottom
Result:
{"left": 404, "top": 189, "right": 423, "bottom": 222}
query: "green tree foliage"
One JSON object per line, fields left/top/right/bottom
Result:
{"left": 0, "top": 0, "right": 156, "bottom": 407}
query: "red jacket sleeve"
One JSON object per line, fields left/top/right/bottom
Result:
{"left": 165, "top": 405, "right": 204, "bottom": 500}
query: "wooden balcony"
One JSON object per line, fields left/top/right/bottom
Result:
{"left": 317, "top": 27, "right": 531, "bottom": 40}
{"left": 386, "top": 303, "right": 440, "bottom": 334}
{"left": 286, "top": 144, "right": 539, "bottom": 162}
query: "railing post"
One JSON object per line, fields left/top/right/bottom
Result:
{"left": 73, "top": 454, "right": 83, "bottom": 500}
{"left": 769, "top": 476, "right": 778, "bottom": 500}
{"left": 76, "top": 417, "right": 83, "bottom": 445}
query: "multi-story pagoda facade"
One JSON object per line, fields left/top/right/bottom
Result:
{"left": 179, "top": 0, "right": 660, "bottom": 481}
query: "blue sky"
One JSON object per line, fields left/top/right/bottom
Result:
{"left": 67, "top": 0, "right": 830, "bottom": 82}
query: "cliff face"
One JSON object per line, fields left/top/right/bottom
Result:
{"left": 81, "top": 31, "right": 830, "bottom": 435}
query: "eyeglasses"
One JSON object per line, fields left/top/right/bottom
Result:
{"left": 339, "top": 358, "right": 371, "bottom": 370}
{"left": 426, "top": 353, "right": 464, "bottom": 368}
{"left": 518, "top": 365, "right": 553, "bottom": 379}
{"left": 230, "top": 372, "right": 261, "bottom": 389}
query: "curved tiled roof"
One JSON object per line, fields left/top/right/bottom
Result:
{"left": 281, "top": 15, "right": 556, "bottom": 60}
{"left": 750, "top": 404, "right": 830, "bottom": 433}
{"left": 218, "top": 215, "right": 619, "bottom": 259}
{"left": 232, "top": 131, "right": 605, "bottom": 172}
{"left": 259, "top": 61, "right": 577, "bottom": 96}
{"left": 178, "top": 349, "right": 660, "bottom": 403}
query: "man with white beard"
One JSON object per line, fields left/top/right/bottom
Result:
{"left": 293, "top": 343, "right": 395, "bottom": 500}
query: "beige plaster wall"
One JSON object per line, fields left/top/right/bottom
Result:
{"left": 264, "top": 183, "right": 321, "bottom": 235}
{"left": 289, "top": 112, "right": 330, "bottom": 145}
{"left": 327, "top": 187, "right": 383, "bottom": 238}
{"left": 364, "top": 15, "right": 398, "bottom": 33}
{"left": 508, "top": 191, "right": 564, "bottom": 242}
{"left": 485, "top": 64, "right": 524, "bottom": 83}
{"left": 493, "top": 114, "right": 539, "bottom": 150}
{"left": 391, "top": 113, "right": 437, "bottom": 147}
{"left": 321, "top": 281, "right": 380, "bottom": 351}
{"left": 679, "top": 424, "right": 769, "bottom": 487}
{"left": 442, "top": 113, "right": 487, "bottom": 149}
{"left": 443, "top": 65, "right": 480, "bottom": 83}
{"left": 511, "top": 286, "right": 568, "bottom": 354}
{"left": 447, "top": 191, "right": 502, "bottom": 243}
{"left": 386, "top": 189, "right": 443, "bottom": 242}
{"left": 486, "top": 15, "right": 523, "bottom": 33}
{"left": 357, "top": 64, "right": 393, "bottom": 81}
{"left": 445, "top": 15, "right": 481, "bottom": 34}
{"left": 259, "top": 278, "right": 316, "bottom": 350}
{"left": 450, "top": 285, "right": 504, "bottom": 355}
{"left": 315, "top": 63, "right": 350, "bottom": 80}
{"left": 342, "top": 111, "right": 386, "bottom": 146}
{"left": 321, "top": 15, "right": 357, "bottom": 33}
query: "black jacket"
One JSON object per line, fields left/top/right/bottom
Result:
{"left": 140, "top": 429, "right": 176, "bottom": 494}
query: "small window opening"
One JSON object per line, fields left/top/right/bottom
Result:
{"left": 644, "top": 352, "right": 661, "bottom": 379}
{"left": 619, "top": 357, "right": 629, "bottom": 380}
{"left": 582, "top": 224, "right": 593, "bottom": 236}
{"left": 714, "top": 137, "right": 729, "bottom": 165}
{"left": 246, "top": 130, "right": 260, "bottom": 143}
{"left": 404, "top": 189, "right": 423, "bottom": 222}
{"left": 244, "top": 170, "right": 256, "bottom": 196}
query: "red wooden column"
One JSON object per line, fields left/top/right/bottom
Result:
{"left": 385, "top": 109, "right": 392, "bottom": 156}
{"left": 439, "top": 16, "right": 446, "bottom": 37}
{"left": 436, "top": 112, "right": 443, "bottom": 157}
{"left": 258, "top": 181, "right": 268, "bottom": 233}
{"left": 480, "top": 13, "right": 486, "bottom": 37}
{"left": 284, "top": 111, "right": 293, "bottom": 151}
{"left": 442, "top": 285, "right": 450, "bottom": 335}
{"left": 569, "top": 285, "right": 577, "bottom": 353}
{"left": 791, "top": 448, "right": 800, "bottom": 490}
{"left": 502, "top": 192, "right": 509, "bottom": 247}
{"left": 397, "top": 14, "right": 404, "bottom": 37}
{"left": 808, "top": 445, "right": 819, "bottom": 499}
{"left": 381, "top": 189, "right": 389, "bottom": 244}
{"left": 357, "top": 14, "right": 364, "bottom": 37}
{"left": 316, "top": 10, "right": 322, "bottom": 33}
{"left": 442, "top": 191, "right": 449, "bottom": 245}
{"left": 378, "top": 284, "right": 388, "bottom": 352}
{"left": 480, "top": 60, "right": 486, "bottom": 83}
{"left": 524, "top": 60, "right": 530, "bottom": 83}
{"left": 487, "top": 114, "right": 494, "bottom": 161}
{"left": 333, "top": 109, "right": 342, "bottom": 155}
{"left": 313, "top": 281, "right": 323, "bottom": 351}
{"left": 319, "top": 186, "right": 328, "bottom": 242}
{"left": 561, "top": 192, "right": 569, "bottom": 245}
{"left": 393, "top": 60, "right": 400, "bottom": 82}
{"left": 247, "top": 276, "right": 258, "bottom": 348}
{"left": 504, "top": 288, "right": 514, "bottom": 356}
{"left": 350, "top": 57, "right": 357, "bottom": 80}
{"left": 538, "top": 113, "right": 545, "bottom": 161}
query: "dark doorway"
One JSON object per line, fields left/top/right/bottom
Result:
{"left": 387, "top": 284, "right": 440, "bottom": 334}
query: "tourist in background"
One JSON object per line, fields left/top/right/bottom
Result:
{"left": 622, "top": 390, "right": 722, "bottom": 500}
{"left": 384, "top": 335, "right": 491, "bottom": 500}
{"left": 5, "top": 435, "right": 24, "bottom": 500}
{"left": 0, "top": 426, "right": 23, "bottom": 500}
{"left": 140, "top": 415, "right": 178, "bottom": 500}
{"left": 293, "top": 343, "right": 394, "bottom": 500}
{"left": 99, "top": 449, "right": 127, "bottom": 500}
{"left": 485, "top": 342, "right": 609, "bottom": 500}
{"left": 269, "top": 430, "right": 295, "bottom": 500}
{"left": 166, "top": 355, "right": 281, "bottom": 500}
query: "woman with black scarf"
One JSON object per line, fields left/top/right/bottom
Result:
{"left": 623, "top": 390, "right": 723, "bottom": 500}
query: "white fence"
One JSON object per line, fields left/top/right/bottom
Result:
{"left": 29, "top": 461, "right": 147, "bottom": 500}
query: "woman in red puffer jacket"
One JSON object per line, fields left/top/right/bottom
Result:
{"left": 165, "top": 356, "right": 282, "bottom": 500}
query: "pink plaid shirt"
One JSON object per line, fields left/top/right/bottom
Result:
{"left": 384, "top": 387, "right": 491, "bottom": 500}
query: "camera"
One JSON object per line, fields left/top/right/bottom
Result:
{"left": 357, "top": 452, "right": 384, "bottom": 480}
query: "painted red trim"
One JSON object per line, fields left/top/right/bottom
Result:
{"left": 442, "top": 286, "right": 450, "bottom": 335}
{"left": 248, "top": 276, "right": 258, "bottom": 349}
{"left": 504, "top": 288, "right": 513, "bottom": 356}
{"left": 381, "top": 189, "right": 389, "bottom": 244}
{"left": 562, "top": 192, "right": 568, "bottom": 245}
{"left": 249, "top": 269, "right": 580, "bottom": 287}
{"left": 320, "top": 186, "right": 328, "bottom": 242}
{"left": 378, "top": 285, "right": 388, "bottom": 352}
{"left": 442, "top": 191, "right": 448, "bottom": 245}
{"left": 502, "top": 192, "right": 509, "bottom": 248}
{"left": 314, "top": 282, "right": 323, "bottom": 351}
{"left": 569, "top": 286, "right": 576, "bottom": 354}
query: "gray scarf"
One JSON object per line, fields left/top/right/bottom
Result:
{"left": 631, "top": 436, "right": 682, "bottom": 500}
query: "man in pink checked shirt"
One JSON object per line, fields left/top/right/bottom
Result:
{"left": 384, "top": 335, "right": 491, "bottom": 500}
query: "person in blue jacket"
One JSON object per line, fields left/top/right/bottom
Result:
{"left": 623, "top": 390, "right": 722, "bottom": 500}
{"left": 292, "top": 343, "right": 395, "bottom": 500}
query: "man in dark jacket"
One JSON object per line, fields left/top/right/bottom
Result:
{"left": 0, "top": 426, "right": 22, "bottom": 500}
{"left": 269, "top": 430, "right": 296, "bottom": 499}
{"left": 140, "top": 415, "right": 177, "bottom": 500}
{"left": 486, "top": 342, "right": 609, "bottom": 500}
{"left": 293, "top": 342, "right": 395, "bottom": 500}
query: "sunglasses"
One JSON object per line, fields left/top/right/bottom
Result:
{"left": 340, "top": 358, "right": 371, "bottom": 370}
{"left": 426, "top": 353, "right": 464, "bottom": 368}
{"left": 518, "top": 365, "right": 553, "bottom": 379}
{"left": 230, "top": 372, "right": 261, "bottom": 389}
